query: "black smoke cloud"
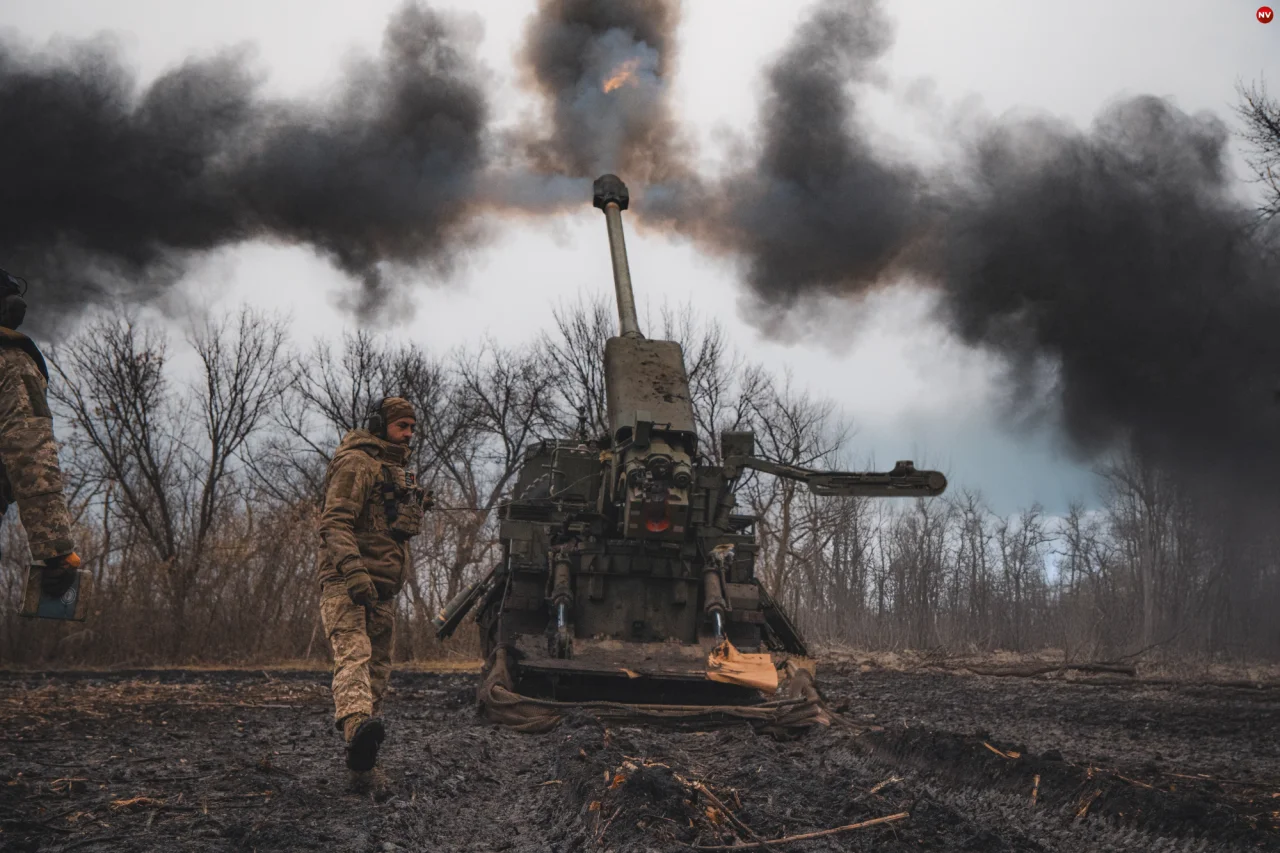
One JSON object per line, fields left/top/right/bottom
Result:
{"left": 669, "top": 0, "right": 1280, "bottom": 474}
{"left": 516, "top": 0, "right": 687, "bottom": 186}
{"left": 0, "top": 2, "right": 486, "bottom": 332}
{"left": 931, "top": 99, "right": 1280, "bottom": 467}
{"left": 664, "top": 0, "right": 922, "bottom": 306}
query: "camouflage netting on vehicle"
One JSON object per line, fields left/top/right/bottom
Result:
{"left": 476, "top": 648, "right": 831, "bottom": 738}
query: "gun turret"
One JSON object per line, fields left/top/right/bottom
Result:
{"left": 436, "top": 174, "right": 949, "bottom": 723}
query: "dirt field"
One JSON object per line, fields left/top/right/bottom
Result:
{"left": 1, "top": 662, "right": 1276, "bottom": 852}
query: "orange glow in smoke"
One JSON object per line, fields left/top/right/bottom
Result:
{"left": 603, "top": 58, "right": 642, "bottom": 93}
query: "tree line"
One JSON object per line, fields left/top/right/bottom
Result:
{"left": 1, "top": 292, "right": 1278, "bottom": 666}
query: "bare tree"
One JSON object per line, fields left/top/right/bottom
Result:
{"left": 48, "top": 307, "right": 287, "bottom": 655}
{"left": 1100, "top": 450, "right": 1176, "bottom": 651}
{"left": 792, "top": 494, "right": 872, "bottom": 643}
{"left": 745, "top": 372, "right": 851, "bottom": 609}
{"left": 186, "top": 308, "right": 288, "bottom": 557}
{"left": 542, "top": 294, "right": 614, "bottom": 438}
{"left": 948, "top": 490, "right": 996, "bottom": 648}
{"left": 1237, "top": 79, "right": 1280, "bottom": 221}
{"left": 423, "top": 341, "right": 559, "bottom": 600}
{"left": 993, "top": 506, "right": 1050, "bottom": 650}
{"left": 50, "top": 314, "right": 181, "bottom": 567}
{"left": 1053, "top": 503, "right": 1116, "bottom": 659}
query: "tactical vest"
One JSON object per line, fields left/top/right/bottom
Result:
{"left": 377, "top": 465, "right": 427, "bottom": 542}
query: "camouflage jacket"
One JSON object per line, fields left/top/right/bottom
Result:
{"left": 316, "top": 429, "right": 426, "bottom": 599}
{"left": 0, "top": 329, "right": 75, "bottom": 561}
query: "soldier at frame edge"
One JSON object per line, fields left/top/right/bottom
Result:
{"left": 0, "top": 267, "right": 81, "bottom": 598}
{"left": 316, "top": 395, "right": 434, "bottom": 775}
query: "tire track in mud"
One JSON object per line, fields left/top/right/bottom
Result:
{"left": 827, "top": 668, "right": 1280, "bottom": 784}
{"left": 857, "top": 725, "right": 1273, "bottom": 852}
{"left": 824, "top": 667, "right": 1280, "bottom": 852}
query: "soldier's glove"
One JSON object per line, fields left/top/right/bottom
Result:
{"left": 41, "top": 552, "right": 81, "bottom": 598}
{"left": 345, "top": 567, "right": 378, "bottom": 609}
{"left": 423, "top": 489, "right": 435, "bottom": 511}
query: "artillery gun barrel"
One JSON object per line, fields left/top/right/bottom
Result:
{"left": 592, "top": 174, "right": 642, "bottom": 339}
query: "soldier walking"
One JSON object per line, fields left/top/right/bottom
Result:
{"left": 317, "top": 396, "right": 430, "bottom": 774}
{"left": 0, "top": 268, "right": 79, "bottom": 596}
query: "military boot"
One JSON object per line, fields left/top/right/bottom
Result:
{"left": 342, "top": 713, "right": 386, "bottom": 772}
{"left": 349, "top": 766, "right": 391, "bottom": 800}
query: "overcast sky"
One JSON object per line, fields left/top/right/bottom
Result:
{"left": 3, "top": 1, "right": 1275, "bottom": 514}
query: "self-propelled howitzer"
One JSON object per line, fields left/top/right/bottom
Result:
{"left": 435, "top": 174, "right": 947, "bottom": 733}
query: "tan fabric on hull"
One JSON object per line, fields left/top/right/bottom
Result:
{"left": 706, "top": 638, "right": 781, "bottom": 693}
{"left": 476, "top": 648, "right": 830, "bottom": 738}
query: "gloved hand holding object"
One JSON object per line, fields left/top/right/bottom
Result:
{"left": 40, "top": 551, "right": 81, "bottom": 598}
{"left": 345, "top": 564, "right": 377, "bottom": 608}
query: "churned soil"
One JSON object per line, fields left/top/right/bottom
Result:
{"left": 0, "top": 663, "right": 1276, "bottom": 852}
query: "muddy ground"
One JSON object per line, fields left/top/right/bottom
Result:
{"left": 0, "top": 663, "right": 1276, "bottom": 852}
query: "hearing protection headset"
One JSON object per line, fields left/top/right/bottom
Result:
{"left": 366, "top": 396, "right": 389, "bottom": 437}
{"left": 0, "top": 268, "right": 28, "bottom": 330}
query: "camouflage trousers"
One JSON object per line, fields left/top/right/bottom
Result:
{"left": 320, "top": 589, "right": 396, "bottom": 726}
